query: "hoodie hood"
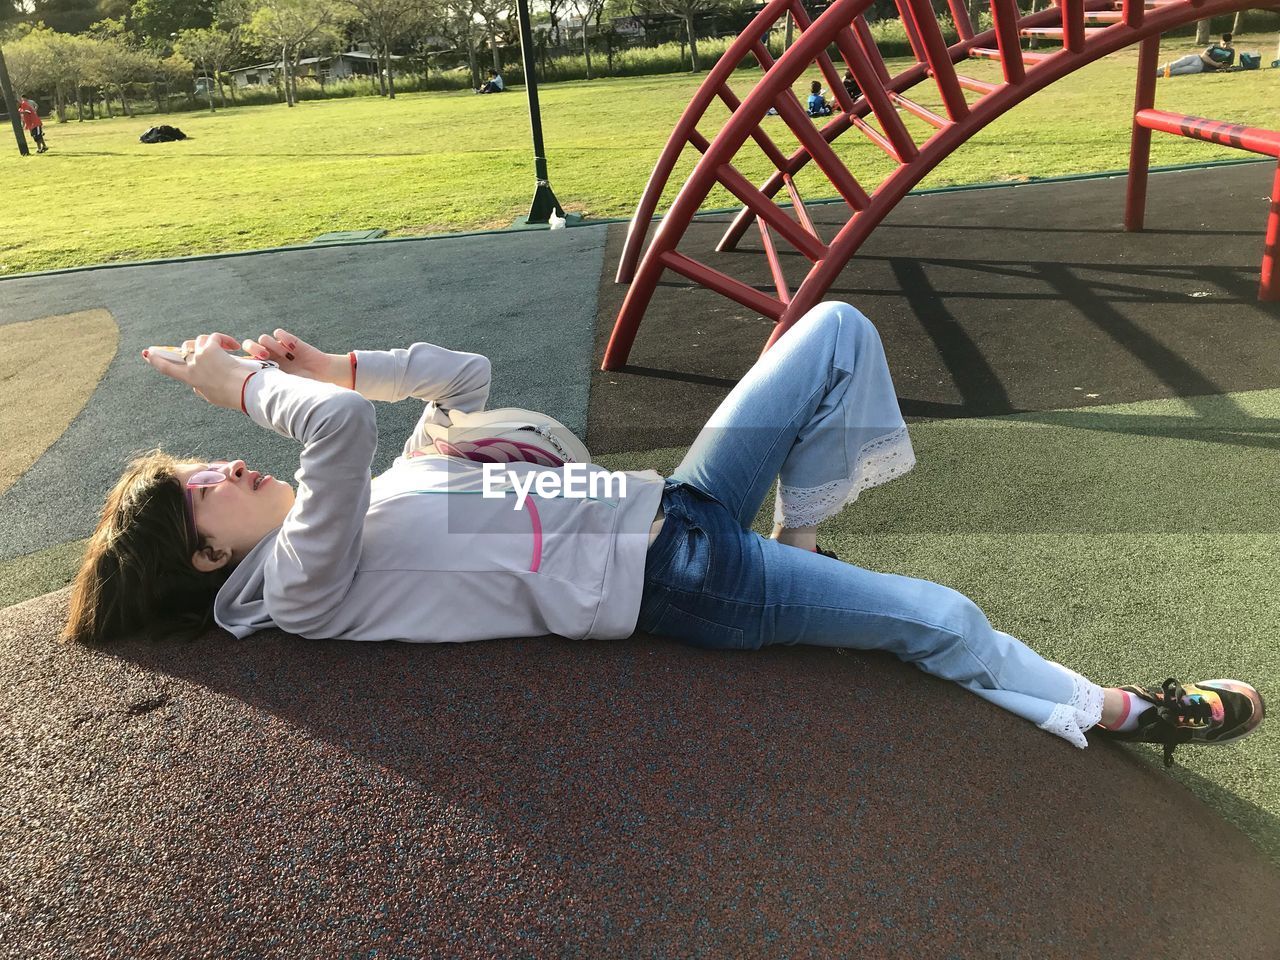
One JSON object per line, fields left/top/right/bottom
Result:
{"left": 212, "top": 527, "right": 280, "bottom": 638}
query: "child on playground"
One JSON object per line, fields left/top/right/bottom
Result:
{"left": 17, "top": 95, "right": 47, "bottom": 153}
{"left": 64, "top": 302, "right": 1264, "bottom": 767}
{"left": 806, "top": 80, "right": 833, "bottom": 117}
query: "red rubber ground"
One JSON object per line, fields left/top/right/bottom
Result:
{"left": 4, "top": 590, "right": 1277, "bottom": 958}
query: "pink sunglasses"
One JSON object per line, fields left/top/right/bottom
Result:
{"left": 182, "top": 461, "right": 231, "bottom": 546}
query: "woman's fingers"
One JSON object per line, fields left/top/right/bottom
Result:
{"left": 252, "top": 333, "right": 289, "bottom": 361}
{"left": 195, "top": 332, "right": 237, "bottom": 355}
{"left": 142, "top": 347, "right": 193, "bottom": 383}
{"left": 241, "top": 336, "right": 275, "bottom": 360}
{"left": 273, "top": 329, "right": 304, "bottom": 354}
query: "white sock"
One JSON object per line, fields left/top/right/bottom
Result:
{"left": 1103, "top": 690, "right": 1146, "bottom": 732}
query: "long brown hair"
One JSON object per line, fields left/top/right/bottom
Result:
{"left": 63, "top": 450, "right": 231, "bottom": 645}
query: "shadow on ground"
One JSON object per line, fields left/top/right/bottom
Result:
{"left": 4, "top": 590, "right": 1279, "bottom": 958}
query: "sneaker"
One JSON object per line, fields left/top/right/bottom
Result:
{"left": 1102, "top": 678, "right": 1265, "bottom": 766}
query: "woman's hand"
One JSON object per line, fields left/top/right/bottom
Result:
{"left": 241, "top": 329, "right": 352, "bottom": 388}
{"left": 143, "top": 332, "right": 261, "bottom": 411}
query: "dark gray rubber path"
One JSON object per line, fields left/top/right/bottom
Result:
{"left": 590, "top": 160, "right": 1280, "bottom": 453}
{"left": 0, "top": 229, "right": 606, "bottom": 562}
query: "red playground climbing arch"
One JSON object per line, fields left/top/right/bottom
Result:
{"left": 603, "top": 0, "right": 1278, "bottom": 370}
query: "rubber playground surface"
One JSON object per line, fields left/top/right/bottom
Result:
{"left": 2, "top": 161, "right": 1279, "bottom": 957}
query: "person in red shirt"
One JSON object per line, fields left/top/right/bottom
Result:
{"left": 17, "top": 96, "right": 47, "bottom": 153}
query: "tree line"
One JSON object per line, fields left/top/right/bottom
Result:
{"left": 3, "top": 0, "right": 1274, "bottom": 121}
{"left": 1, "top": 0, "right": 789, "bottom": 118}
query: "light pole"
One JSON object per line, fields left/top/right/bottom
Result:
{"left": 0, "top": 46, "right": 30, "bottom": 156}
{"left": 514, "top": 0, "right": 564, "bottom": 224}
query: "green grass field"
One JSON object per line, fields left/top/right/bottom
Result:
{"left": 2, "top": 31, "right": 1278, "bottom": 276}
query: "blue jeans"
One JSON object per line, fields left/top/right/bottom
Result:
{"left": 638, "top": 302, "right": 1105, "bottom": 748}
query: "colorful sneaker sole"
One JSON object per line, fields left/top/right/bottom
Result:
{"left": 1196, "top": 679, "right": 1266, "bottom": 744}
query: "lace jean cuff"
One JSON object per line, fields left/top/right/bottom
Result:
{"left": 1036, "top": 666, "right": 1106, "bottom": 749}
{"left": 775, "top": 425, "right": 917, "bottom": 528}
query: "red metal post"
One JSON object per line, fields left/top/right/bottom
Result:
{"left": 902, "top": 0, "right": 971, "bottom": 119}
{"left": 613, "top": 0, "right": 797, "bottom": 284}
{"left": 661, "top": 250, "right": 785, "bottom": 319}
{"left": 1063, "top": 0, "right": 1086, "bottom": 52}
{"left": 946, "top": 0, "right": 975, "bottom": 40}
{"left": 989, "top": 0, "right": 1028, "bottom": 84}
{"left": 716, "top": 160, "right": 830, "bottom": 258}
{"left": 608, "top": 0, "right": 1260, "bottom": 369}
{"left": 767, "top": 86, "right": 872, "bottom": 211}
{"left": 892, "top": 0, "right": 929, "bottom": 61}
{"left": 757, "top": 217, "right": 793, "bottom": 304}
{"left": 716, "top": 83, "right": 792, "bottom": 169}
{"left": 782, "top": 173, "right": 821, "bottom": 240}
{"left": 1262, "top": 161, "right": 1279, "bottom": 301}
{"left": 852, "top": 16, "right": 891, "bottom": 85}
{"left": 828, "top": 27, "right": 919, "bottom": 161}
{"left": 1124, "top": 34, "right": 1160, "bottom": 232}
{"left": 1134, "top": 110, "right": 1280, "bottom": 155}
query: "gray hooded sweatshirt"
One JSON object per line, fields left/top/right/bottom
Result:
{"left": 213, "top": 343, "right": 665, "bottom": 643}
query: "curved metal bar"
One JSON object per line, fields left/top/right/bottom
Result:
{"left": 763, "top": 0, "right": 1262, "bottom": 351}
{"left": 604, "top": 0, "right": 1261, "bottom": 370}
{"left": 614, "top": 0, "right": 797, "bottom": 285}
{"left": 715, "top": 4, "right": 1070, "bottom": 254}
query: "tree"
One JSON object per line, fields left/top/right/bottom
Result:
{"left": 131, "top": 0, "right": 215, "bottom": 43}
{"left": 1, "top": 25, "right": 55, "bottom": 98}
{"left": 212, "top": 0, "right": 257, "bottom": 105}
{"left": 157, "top": 50, "right": 194, "bottom": 110}
{"left": 567, "top": 0, "right": 604, "bottom": 78}
{"left": 347, "top": 0, "right": 421, "bottom": 97}
{"left": 11, "top": 23, "right": 100, "bottom": 121}
{"left": 473, "top": 0, "right": 512, "bottom": 74}
{"left": 175, "top": 26, "right": 232, "bottom": 109}
{"left": 45, "top": 31, "right": 95, "bottom": 120}
{"left": 443, "top": 0, "right": 482, "bottom": 88}
{"left": 656, "top": 0, "right": 715, "bottom": 71}
{"left": 20, "top": 1, "right": 102, "bottom": 34}
{"left": 245, "top": 0, "right": 352, "bottom": 107}
{"left": 91, "top": 35, "right": 149, "bottom": 117}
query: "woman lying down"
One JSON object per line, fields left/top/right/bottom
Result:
{"left": 65, "top": 302, "right": 1264, "bottom": 767}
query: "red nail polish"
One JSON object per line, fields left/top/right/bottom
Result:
{"left": 285, "top": 352, "right": 295, "bottom": 361}
{"left": 142, "top": 349, "right": 149, "bottom": 359}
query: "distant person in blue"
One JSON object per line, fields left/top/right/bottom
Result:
{"left": 806, "top": 80, "right": 832, "bottom": 118}
{"left": 476, "top": 69, "right": 504, "bottom": 94}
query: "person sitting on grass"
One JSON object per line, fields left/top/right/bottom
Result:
{"left": 806, "top": 80, "right": 833, "bottom": 118}
{"left": 476, "top": 69, "right": 504, "bottom": 94}
{"left": 842, "top": 68, "right": 860, "bottom": 102}
{"left": 64, "top": 303, "right": 1265, "bottom": 768}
